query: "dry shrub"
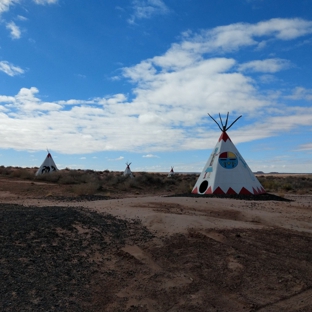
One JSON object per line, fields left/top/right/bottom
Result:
{"left": 258, "top": 175, "right": 312, "bottom": 194}
{"left": 57, "top": 170, "right": 99, "bottom": 185}
{"left": 276, "top": 191, "right": 285, "bottom": 197}
{"left": 18, "top": 169, "right": 35, "bottom": 180}
{"left": 135, "top": 172, "right": 163, "bottom": 187}
{"left": 8, "top": 168, "right": 25, "bottom": 178}
{"left": 297, "top": 189, "right": 308, "bottom": 195}
{"left": 0, "top": 167, "right": 35, "bottom": 180}
{"left": 172, "top": 174, "right": 197, "bottom": 194}
{"left": 106, "top": 174, "right": 128, "bottom": 186}
{"left": 281, "top": 183, "right": 293, "bottom": 192}
{"left": 127, "top": 178, "right": 142, "bottom": 189}
{"left": 0, "top": 166, "right": 14, "bottom": 176}
{"left": 258, "top": 176, "right": 281, "bottom": 192}
{"left": 35, "top": 171, "right": 62, "bottom": 183}
{"left": 57, "top": 173, "right": 79, "bottom": 185}
{"left": 71, "top": 181, "right": 101, "bottom": 195}
{"left": 101, "top": 172, "right": 114, "bottom": 183}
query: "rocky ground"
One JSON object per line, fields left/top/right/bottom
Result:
{"left": 1, "top": 175, "right": 312, "bottom": 311}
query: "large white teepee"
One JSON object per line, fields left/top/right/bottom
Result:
{"left": 192, "top": 113, "right": 265, "bottom": 195}
{"left": 168, "top": 166, "right": 174, "bottom": 177}
{"left": 123, "top": 162, "right": 133, "bottom": 178}
{"left": 35, "top": 152, "right": 58, "bottom": 176}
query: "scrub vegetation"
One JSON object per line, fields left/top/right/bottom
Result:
{"left": 0, "top": 166, "right": 197, "bottom": 197}
{"left": 0, "top": 166, "right": 311, "bottom": 196}
{"left": 257, "top": 175, "right": 312, "bottom": 195}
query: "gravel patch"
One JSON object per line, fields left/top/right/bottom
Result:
{"left": 0, "top": 204, "right": 153, "bottom": 311}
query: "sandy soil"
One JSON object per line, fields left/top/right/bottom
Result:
{"left": 1, "top": 177, "right": 312, "bottom": 311}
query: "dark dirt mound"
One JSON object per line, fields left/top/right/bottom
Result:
{"left": 168, "top": 192, "right": 292, "bottom": 201}
{"left": 0, "top": 204, "right": 153, "bottom": 312}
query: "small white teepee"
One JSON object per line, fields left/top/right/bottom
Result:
{"left": 35, "top": 151, "right": 58, "bottom": 176}
{"left": 123, "top": 162, "right": 133, "bottom": 178}
{"left": 192, "top": 113, "right": 265, "bottom": 195}
{"left": 168, "top": 166, "right": 174, "bottom": 177}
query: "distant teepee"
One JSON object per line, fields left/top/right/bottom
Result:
{"left": 35, "top": 151, "right": 58, "bottom": 176}
{"left": 168, "top": 166, "right": 174, "bottom": 177}
{"left": 123, "top": 162, "right": 133, "bottom": 178}
{"left": 192, "top": 113, "right": 265, "bottom": 195}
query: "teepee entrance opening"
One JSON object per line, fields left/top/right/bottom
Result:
{"left": 192, "top": 113, "right": 265, "bottom": 196}
{"left": 199, "top": 180, "right": 209, "bottom": 193}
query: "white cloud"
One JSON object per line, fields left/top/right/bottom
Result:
{"left": 128, "top": 0, "right": 169, "bottom": 23}
{"left": 33, "top": 0, "right": 58, "bottom": 4}
{"left": 1, "top": 85, "right": 310, "bottom": 155}
{"left": 6, "top": 21, "right": 21, "bottom": 39}
{"left": 108, "top": 156, "right": 124, "bottom": 161}
{"left": 238, "top": 58, "right": 291, "bottom": 73}
{"left": 12, "top": 87, "right": 62, "bottom": 112}
{"left": 1, "top": 18, "right": 312, "bottom": 155}
{"left": 297, "top": 143, "right": 312, "bottom": 151}
{"left": 0, "top": 0, "right": 57, "bottom": 39}
{"left": 254, "top": 18, "right": 312, "bottom": 40}
{"left": 0, "top": 61, "right": 24, "bottom": 76}
{"left": 0, "top": 0, "right": 17, "bottom": 15}
{"left": 285, "top": 87, "right": 312, "bottom": 101}
{"left": 179, "top": 18, "right": 312, "bottom": 53}
{"left": 124, "top": 57, "right": 267, "bottom": 122}
{"left": 17, "top": 15, "right": 27, "bottom": 21}
{"left": 142, "top": 154, "right": 159, "bottom": 158}
{"left": 259, "top": 74, "right": 277, "bottom": 84}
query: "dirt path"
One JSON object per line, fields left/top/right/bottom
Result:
{"left": 8, "top": 194, "right": 312, "bottom": 235}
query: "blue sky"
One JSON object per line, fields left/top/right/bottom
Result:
{"left": 1, "top": 0, "right": 312, "bottom": 173}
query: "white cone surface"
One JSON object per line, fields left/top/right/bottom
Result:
{"left": 168, "top": 168, "right": 174, "bottom": 177}
{"left": 192, "top": 132, "right": 265, "bottom": 195}
{"left": 123, "top": 165, "right": 133, "bottom": 177}
{"left": 35, "top": 153, "right": 58, "bottom": 176}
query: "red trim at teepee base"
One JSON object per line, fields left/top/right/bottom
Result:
{"left": 213, "top": 187, "right": 225, "bottom": 195}
{"left": 258, "top": 187, "right": 266, "bottom": 194}
{"left": 226, "top": 187, "right": 237, "bottom": 195}
{"left": 218, "top": 132, "right": 231, "bottom": 142}
{"left": 239, "top": 187, "right": 252, "bottom": 195}
{"left": 192, "top": 187, "right": 198, "bottom": 194}
{"left": 205, "top": 186, "right": 212, "bottom": 194}
{"left": 252, "top": 187, "right": 259, "bottom": 195}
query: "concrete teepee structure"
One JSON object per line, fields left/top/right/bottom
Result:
{"left": 123, "top": 162, "right": 133, "bottom": 178}
{"left": 168, "top": 166, "right": 174, "bottom": 177}
{"left": 35, "top": 151, "right": 58, "bottom": 176}
{"left": 192, "top": 113, "right": 265, "bottom": 195}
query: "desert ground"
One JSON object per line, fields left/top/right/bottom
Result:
{"left": 1, "top": 168, "right": 312, "bottom": 311}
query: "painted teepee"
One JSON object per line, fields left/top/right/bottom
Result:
{"left": 123, "top": 162, "right": 133, "bottom": 178}
{"left": 168, "top": 166, "right": 174, "bottom": 177}
{"left": 192, "top": 113, "right": 265, "bottom": 195}
{"left": 35, "top": 151, "right": 58, "bottom": 176}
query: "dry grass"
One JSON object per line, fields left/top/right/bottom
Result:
{"left": 257, "top": 175, "right": 312, "bottom": 194}
{"left": 1, "top": 166, "right": 311, "bottom": 196}
{"left": 0, "top": 167, "right": 198, "bottom": 196}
